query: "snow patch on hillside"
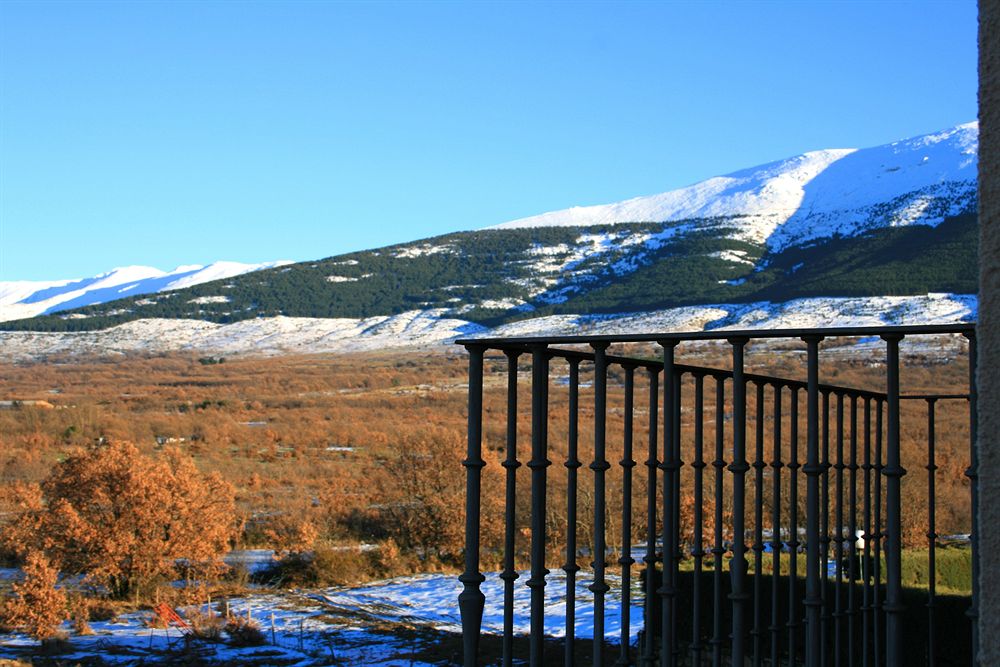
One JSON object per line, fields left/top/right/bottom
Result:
{"left": 490, "top": 123, "right": 978, "bottom": 253}
{"left": 0, "top": 295, "right": 974, "bottom": 362}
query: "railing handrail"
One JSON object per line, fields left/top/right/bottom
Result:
{"left": 456, "top": 322, "right": 976, "bottom": 346}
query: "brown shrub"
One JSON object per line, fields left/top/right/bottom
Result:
{"left": 1, "top": 551, "right": 67, "bottom": 641}
{"left": 1, "top": 442, "right": 237, "bottom": 600}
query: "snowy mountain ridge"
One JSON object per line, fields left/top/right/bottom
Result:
{"left": 0, "top": 260, "right": 293, "bottom": 322}
{"left": 492, "top": 122, "right": 977, "bottom": 252}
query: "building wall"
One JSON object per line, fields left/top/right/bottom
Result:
{"left": 979, "top": 0, "right": 999, "bottom": 661}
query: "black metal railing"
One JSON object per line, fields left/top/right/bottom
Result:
{"left": 457, "top": 324, "right": 977, "bottom": 667}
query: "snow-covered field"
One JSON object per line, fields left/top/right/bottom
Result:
{"left": 0, "top": 293, "right": 975, "bottom": 362}
{"left": 0, "top": 571, "right": 642, "bottom": 665}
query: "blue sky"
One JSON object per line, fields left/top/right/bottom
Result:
{"left": 0, "top": 0, "right": 978, "bottom": 281}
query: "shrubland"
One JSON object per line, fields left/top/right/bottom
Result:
{"left": 0, "top": 339, "right": 973, "bottom": 625}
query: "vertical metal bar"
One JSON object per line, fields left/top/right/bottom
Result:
{"left": 873, "top": 400, "right": 884, "bottom": 666}
{"left": 821, "top": 389, "right": 831, "bottom": 667}
{"left": 712, "top": 375, "right": 726, "bottom": 667}
{"left": 834, "top": 393, "right": 846, "bottom": 667}
{"left": 803, "top": 334, "right": 824, "bottom": 667}
{"left": 565, "top": 359, "right": 582, "bottom": 667}
{"left": 862, "top": 397, "right": 872, "bottom": 667}
{"left": 659, "top": 340, "right": 679, "bottom": 667}
{"left": 591, "top": 343, "right": 610, "bottom": 667}
{"left": 771, "top": 383, "right": 784, "bottom": 667}
{"left": 965, "top": 332, "right": 979, "bottom": 664}
{"left": 925, "top": 398, "right": 937, "bottom": 667}
{"left": 753, "top": 381, "right": 766, "bottom": 667}
{"left": 502, "top": 351, "right": 522, "bottom": 667}
{"left": 529, "top": 344, "right": 551, "bottom": 667}
{"left": 618, "top": 365, "right": 637, "bottom": 667}
{"left": 848, "top": 395, "right": 859, "bottom": 667}
{"left": 881, "top": 334, "right": 904, "bottom": 667}
{"left": 729, "top": 337, "right": 751, "bottom": 667}
{"left": 671, "top": 371, "right": 683, "bottom": 667}
{"left": 642, "top": 368, "right": 660, "bottom": 667}
{"left": 460, "top": 345, "right": 486, "bottom": 667}
{"left": 789, "top": 387, "right": 801, "bottom": 667}
{"left": 691, "top": 373, "right": 707, "bottom": 667}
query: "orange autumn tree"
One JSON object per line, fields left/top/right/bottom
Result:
{"left": 2, "top": 551, "right": 67, "bottom": 642}
{"left": 2, "top": 442, "right": 237, "bottom": 600}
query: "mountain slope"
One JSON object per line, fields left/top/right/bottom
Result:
{"left": 0, "top": 122, "right": 979, "bottom": 334}
{"left": 0, "top": 261, "right": 292, "bottom": 322}
{"left": 493, "top": 122, "right": 977, "bottom": 252}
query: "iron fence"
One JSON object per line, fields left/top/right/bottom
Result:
{"left": 456, "top": 324, "right": 977, "bottom": 667}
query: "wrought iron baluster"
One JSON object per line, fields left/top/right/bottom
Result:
{"left": 659, "top": 340, "right": 679, "bottom": 667}
{"left": 642, "top": 369, "right": 660, "bottom": 667}
{"left": 711, "top": 375, "right": 726, "bottom": 667}
{"left": 617, "top": 364, "right": 637, "bottom": 667}
{"left": 770, "top": 383, "right": 784, "bottom": 667}
{"left": 460, "top": 345, "right": 486, "bottom": 667}
{"left": 528, "top": 344, "right": 551, "bottom": 666}
{"left": 821, "top": 389, "right": 831, "bottom": 667}
{"left": 591, "top": 343, "right": 610, "bottom": 667}
{"left": 803, "top": 335, "right": 824, "bottom": 667}
{"left": 881, "top": 335, "right": 904, "bottom": 667}
{"left": 862, "top": 397, "right": 873, "bottom": 667}
{"left": 788, "top": 387, "right": 801, "bottom": 667}
{"left": 691, "top": 373, "right": 707, "bottom": 667}
{"left": 753, "top": 381, "right": 766, "bottom": 667}
{"left": 729, "top": 337, "right": 751, "bottom": 667}
{"left": 848, "top": 395, "right": 859, "bottom": 667}
{"left": 834, "top": 393, "right": 846, "bottom": 667}
{"left": 671, "top": 371, "right": 683, "bottom": 667}
{"left": 502, "top": 351, "right": 522, "bottom": 667}
{"left": 564, "top": 358, "right": 582, "bottom": 667}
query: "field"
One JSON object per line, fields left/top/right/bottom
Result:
{"left": 0, "top": 338, "right": 974, "bottom": 664}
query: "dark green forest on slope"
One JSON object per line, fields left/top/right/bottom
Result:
{"left": 0, "top": 213, "right": 977, "bottom": 332}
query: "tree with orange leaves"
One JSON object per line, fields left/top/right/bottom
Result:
{"left": 2, "top": 442, "right": 237, "bottom": 600}
{"left": 1, "top": 551, "right": 67, "bottom": 642}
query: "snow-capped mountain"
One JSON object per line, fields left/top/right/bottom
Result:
{"left": 0, "top": 122, "right": 979, "bottom": 360}
{"left": 493, "top": 121, "right": 977, "bottom": 251}
{"left": 0, "top": 261, "right": 292, "bottom": 322}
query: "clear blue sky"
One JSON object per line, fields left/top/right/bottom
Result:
{"left": 0, "top": 0, "right": 978, "bottom": 281}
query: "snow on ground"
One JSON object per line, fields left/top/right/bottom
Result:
{"left": 0, "top": 295, "right": 975, "bottom": 362}
{"left": 0, "top": 571, "right": 642, "bottom": 665}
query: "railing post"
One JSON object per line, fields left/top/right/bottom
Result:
{"left": 502, "top": 350, "right": 522, "bottom": 667}
{"left": 803, "top": 334, "right": 825, "bottom": 667}
{"left": 617, "top": 364, "right": 637, "bottom": 667}
{"left": 591, "top": 342, "right": 610, "bottom": 667}
{"left": 712, "top": 374, "right": 727, "bottom": 667}
{"left": 729, "top": 337, "right": 751, "bottom": 667}
{"left": 789, "top": 386, "right": 801, "bottom": 667}
{"left": 770, "top": 382, "right": 784, "bottom": 667}
{"left": 642, "top": 367, "right": 660, "bottom": 667}
{"left": 659, "top": 339, "right": 679, "bottom": 667}
{"left": 565, "top": 358, "right": 582, "bottom": 667}
{"left": 880, "top": 334, "right": 904, "bottom": 667}
{"left": 460, "top": 344, "right": 487, "bottom": 667}
{"left": 691, "top": 373, "right": 707, "bottom": 667}
{"left": 529, "top": 344, "right": 551, "bottom": 667}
